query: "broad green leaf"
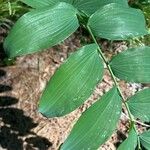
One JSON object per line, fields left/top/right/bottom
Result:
{"left": 21, "top": 0, "right": 128, "bottom": 16}
{"left": 140, "top": 130, "right": 150, "bottom": 150}
{"left": 21, "top": 0, "right": 60, "bottom": 8}
{"left": 61, "top": 87, "right": 121, "bottom": 150}
{"left": 88, "top": 3, "right": 148, "bottom": 40}
{"left": 65, "top": 0, "right": 129, "bottom": 16}
{"left": 127, "top": 88, "right": 150, "bottom": 122}
{"left": 110, "top": 46, "right": 150, "bottom": 83}
{"left": 39, "top": 44, "right": 104, "bottom": 117}
{"left": 4, "top": 2, "right": 79, "bottom": 57}
{"left": 118, "top": 126, "right": 137, "bottom": 150}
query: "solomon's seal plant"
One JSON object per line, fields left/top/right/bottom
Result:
{"left": 3, "top": 0, "right": 150, "bottom": 149}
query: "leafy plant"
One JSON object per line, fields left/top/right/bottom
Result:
{"left": 129, "top": 0, "right": 150, "bottom": 46}
{"left": 0, "top": 0, "right": 28, "bottom": 29}
{"left": 3, "top": 0, "right": 150, "bottom": 149}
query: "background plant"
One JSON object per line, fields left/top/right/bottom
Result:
{"left": 0, "top": 0, "right": 29, "bottom": 66}
{"left": 3, "top": 0, "right": 150, "bottom": 149}
{"left": 0, "top": 0, "right": 28, "bottom": 29}
{"left": 128, "top": 0, "right": 150, "bottom": 48}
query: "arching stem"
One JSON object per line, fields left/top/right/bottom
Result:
{"left": 87, "top": 26, "right": 141, "bottom": 149}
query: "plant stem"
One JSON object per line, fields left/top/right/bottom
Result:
{"left": 137, "top": 136, "right": 142, "bottom": 150}
{"left": 87, "top": 26, "right": 141, "bottom": 149}
{"left": 8, "top": 1, "right": 12, "bottom": 16}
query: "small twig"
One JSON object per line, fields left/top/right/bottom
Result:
{"left": 8, "top": 1, "right": 12, "bottom": 16}
{"left": 122, "top": 112, "right": 150, "bottom": 128}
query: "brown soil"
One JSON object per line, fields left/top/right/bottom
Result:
{"left": 0, "top": 30, "right": 147, "bottom": 150}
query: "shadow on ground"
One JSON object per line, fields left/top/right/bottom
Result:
{"left": 0, "top": 69, "right": 52, "bottom": 150}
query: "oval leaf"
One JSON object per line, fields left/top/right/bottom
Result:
{"left": 60, "top": 87, "right": 121, "bottom": 150}
{"left": 127, "top": 88, "right": 150, "bottom": 122}
{"left": 39, "top": 44, "right": 104, "bottom": 117}
{"left": 110, "top": 46, "right": 150, "bottom": 83}
{"left": 88, "top": 3, "right": 148, "bottom": 40}
{"left": 4, "top": 2, "right": 79, "bottom": 57}
{"left": 140, "top": 130, "right": 150, "bottom": 150}
{"left": 73, "top": 0, "right": 128, "bottom": 16}
{"left": 65, "top": 0, "right": 128, "bottom": 16}
{"left": 22, "top": 0, "right": 128, "bottom": 16}
{"left": 118, "top": 126, "right": 137, "bottom": 150}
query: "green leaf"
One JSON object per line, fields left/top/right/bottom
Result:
{"left": 110, "top": 46, "right": 150, "bottom": 83}
{"left": 21, "top": 0, "right": 128, "bottom": 16}
{"left": 4, "top": 2, "right": 79, "bottom": 57}
{"left": 60, "top": 87, "right": 121, "bottom": 150}
{"left": 127, "top": 88, "right": 150, "bottom": 122}
{"left": 21, "top": 0, "right": 60, "bottom": 8}
{"left": 66, "top": 0, "right": 129, "bottom": 16}
{"left": 38, "top": 44, "right": 104, "bottom": 117}
{"left": 118, "top": 126, "right": 137, "bottom": 150}
{"left": 88, "top": 3, "right": 148, "bottom": 40}
{"left": 140, "top": 130, "right": 150, "bottom": 150}
{"left": 77, "top": 0, "right": 128, "bottom": 15}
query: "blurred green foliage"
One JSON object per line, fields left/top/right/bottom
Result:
{"left": 141, "top": 4, "right": 150, "bottom": 46}
{"left": 0, "top": 0, "right": 29, "bottom": 29}
{"left": 129, "top": 0, "right": 150, "bottom": 46}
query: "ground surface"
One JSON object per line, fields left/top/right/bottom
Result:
{"left": 0, "top": 29, "right": 148, "bottom": 150}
